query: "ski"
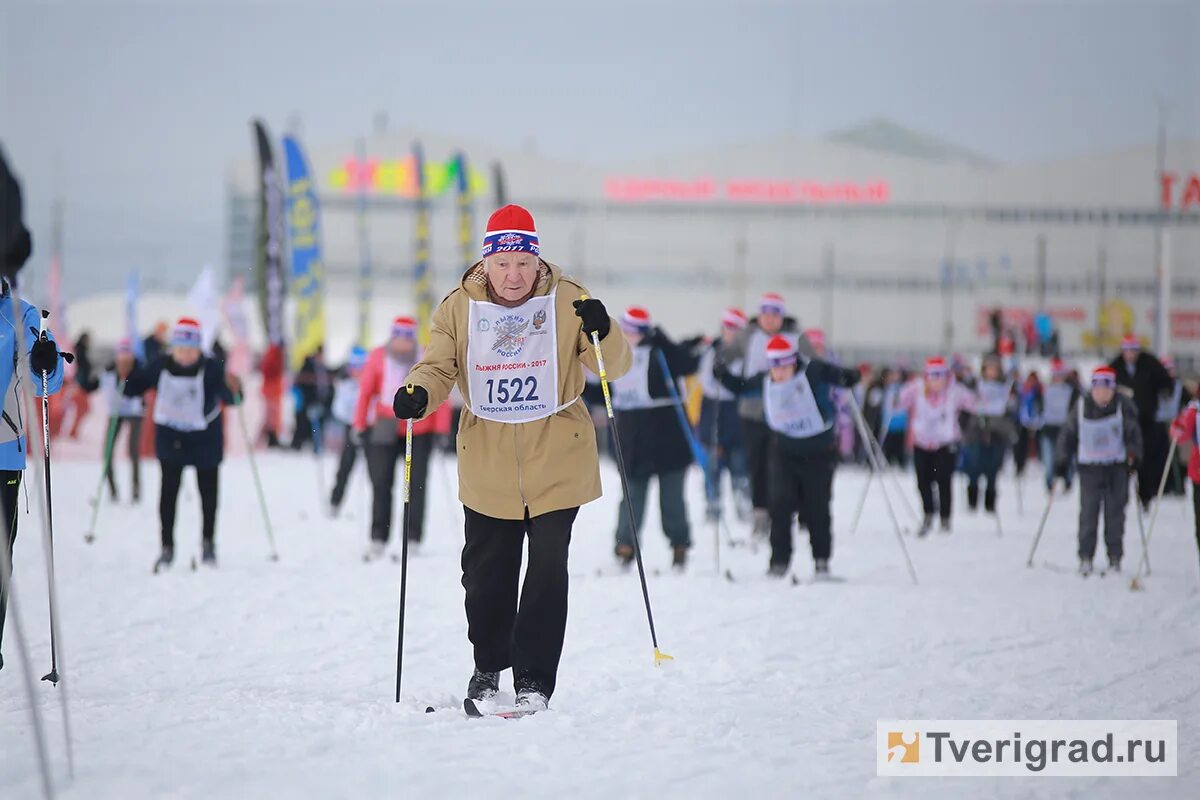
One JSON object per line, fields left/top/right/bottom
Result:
{"left": 463, "top": 698, "right": 540, "bottom": 719}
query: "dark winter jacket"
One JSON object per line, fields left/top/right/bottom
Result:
{"left": 1109, "top": 352, "right": 1173, "bottom": 426}
{"left": 0, "top": 146, "right": 31, "bottom": 277}
{"left": 124, "top": 355, "right": 235, "bottom": 468}
{"left": 697, "top": 338, "right": 744, "bottom": 451}
{"left": 717, "top": 356, "right": 856, "bottom": 458}
{"left": 73, "top": 337, "right": 99, "bottom": 393}
{"left": 613, "top": 329, "right": 701, "bottom": 479}
{"left": 1054, "top": 394, "right": 1142, "bottom": 473}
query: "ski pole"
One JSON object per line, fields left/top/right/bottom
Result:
{"left": 395, "top": 387, "right": 414, "bottom": 703}
{"left": 583, "top": 298, "right": 672, "bottom": 665}
{"left": 0, "top": 532, "right": 55, "bottom": 800}
{"left": 847, "top": 394, "right": 919, "bottom": 585}
{"left": 1026, "top": 484, "right": 1057, "bottom": 567}
{"left": 1131, "top": 436, "right": 1179, "bottom": 590}
{"left": 234, "top": 396, "right": 279, "bottom": 561}
{"left": 654, "top": 348, "right": 708, "bottom": 472}
{"left": 703, "top": 394, "right": 721, "bottom": 575}
{"left": 17, "top": 297, "right": 75, "bottom": 778}
{"left": 84, "top": 398, "right": 123, "bottom": 544}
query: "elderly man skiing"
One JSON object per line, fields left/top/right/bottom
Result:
{"left": 393, "top": 204, "right": 631, "bottom": 715}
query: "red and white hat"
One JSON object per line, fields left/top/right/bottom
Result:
{"left": 759, "top": 292, "right": 786, "bottom": 315}
{"left": 1162, "top": 356, "right": 1176, "bottom": 371}
{"left": 620, "top": 305, "right": 653, "bottom": 333}
{"left": 765, "top": 334, "right": 797, "bottom": 367}
{"left": 1121, "top": 334, "right": 1141, "bottom": 351}
{"left": 804, "top": 328, "right": 826, "bottom": 348}
{"left": 1050, "top": 357, "right": 1069, "bottom": 377}
{"left": 924, "top": 356, "right": 949, "bottom": 377}
{"left": 170, "top": 317, "right": 202, "bottom": 348}
{"left": 116, "top": 337, "right": 134, "bottom": 355}
{"left": 481, "top": 204, "right": 539, "bottom": 258}
{"left": 721, "top": 307, "right": 748, "bottom": 330}
{"left": 1092, "top": 365, "right": 1117, "bottom": 387}
{"left": 391, "top": 315, "right": 417, "bottom": 340}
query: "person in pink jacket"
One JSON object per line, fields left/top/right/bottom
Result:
{"left": 353, "top": 316, "right": 450, "bottom": 559}
{"left": 896, "top": 356, "right": 976, "bottom": 535}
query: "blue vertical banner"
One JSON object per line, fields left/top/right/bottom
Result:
{"left": 125, "top": 268, "right": 143, "bottom": 358}
{"left": 282, "top": 134, "right": 326, "bottom": 372}
{"left": 412, "top": 141, "right": 433, "bottom": 346}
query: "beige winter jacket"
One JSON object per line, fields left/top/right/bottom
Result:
{"left": 407, "top": 261, "right": 631, "bottom": 520}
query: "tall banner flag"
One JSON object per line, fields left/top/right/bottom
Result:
{"left": 253, "top": 119, "right": 287, "bottom": 352}
{"left": 186, "top": 265, "right": 221, "bottom": 355}
{"left": 283, "top": 134, "right": 326, "bottom": 371}
{"left": 492, "top": 161, "right": 508, "bottom": 210}
{"left": 46, "top": 197, "right": 68, "bottom": 344}
{"left": 453, "top": 152, "right": 474, "bottom": 275}
{"left": 125, "top": 269, "right": 142, "bottom": 358}
{"left": 412, "top": 142, "right": 433, "bottom": 345}
{"left": 354, "top": 137, "right": 373, "bottom": 348}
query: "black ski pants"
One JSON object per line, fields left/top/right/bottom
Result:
{"left": 768, "top": 445, "right": 834, "bottom": 568}
{"left": 914, "top": 445, "right": 956, "bottom": 521}
{"left": 104, "top": 416, "right": 143, "bottom": 500}
{"left": 462, "top": 505, "right": 577, "bottom": 698}
{"left": 1078, "top": 463, "right": 1129, "bottom": 563}
{"left": 742, "top": 417, "right": 772, "bottom": 510}
{"left": 365, "top": 431, "right": 432, "bottom": 543}
{"left": 160, "top": 462, "right": 218, "bottom": 549}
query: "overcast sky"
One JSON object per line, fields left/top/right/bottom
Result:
{"left": 1, "top": 0, "right": 1197, "bottom": 297}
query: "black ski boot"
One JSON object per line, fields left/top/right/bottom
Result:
{"left": 967, "top": 483, "right": 979, "bottom": 511}
{"left": 813, "top": 559, "right": 831, "bottom": 581}
{"left": 1079, "top": 558, "right": 1094, "bottom": 577}
{"left": 939, "top": 517, "right": 952, "bottom": 534}
{"left": 153, "top": 546, "right": 175, "bottom": 573}
{"left": 1107, "top": 557, "right": 1121, "bottom": 574}
{"left": 467, "top": 668, "right": 500, "bottom": 702}
{"left": 767, "top": 562, "right": 788, "bottom": 578}
{"left": 614, "top": 543, "right": 634, "bottom": 568}
{"left": 201, "top": 539, "right": 216, "bottom": 566}
{"left": 671, "top": 545, "right": 688, "bottom": 571}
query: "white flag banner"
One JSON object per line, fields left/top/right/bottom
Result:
{"left": 186, "top": 265, "right": 221, "bottom": 355}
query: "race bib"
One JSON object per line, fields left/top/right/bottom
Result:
{"left": 467, "top": 290, "right": 564, "bottom": 423}
{"left": 764, "top": 372, "right": 830, "bottom": 439}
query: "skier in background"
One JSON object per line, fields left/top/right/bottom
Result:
{"left": 329, "top": 346, "right": 367, "bottom": 515}
{"left": 259, "top": 341, "right": 285, "bottom": 448}
{"left": 1169, "top": 398, "right": 1200, "bottom": 566}
{"left": 1157, "top": 357, "right": 1191, "bottom": 496}
{"left": 291, "top": 345, "right": 332, "bottom": 452}
{"left": 1054, "top": 365, "right": 1142, "bottom": 576}
{"left": 124, "top": 318, "right": 238, "bottom": 570}
{"left": 353, "top": 316, "right": 448, "bottom": 559}
{"left": 696, "top": 307, "right": 750, "bottom": 523}
{"left": 1110, "top": 334, "right": 1172, "bottom": 510}
{"left": 961, "top": 354, "right": 1015, "bottom": 516}
{"left": 716, "top": 334, "right": 860, "bottom": 578}
{"left": 99, "top": 337, "right": 145, "bottom": 503}
{"left": 608, "top": 306, "right": 700, "bottom": 570}
{"left": 896, "top": 357, "right": 976, "bottom": 535}
{"left": 1037, "top": 358, "right": 1081, "bottom": 492}
{"left": 716, "top": 292, "right": 809, "bottom": 540}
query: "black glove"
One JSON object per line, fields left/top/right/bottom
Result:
{"left": 392, "top": 384, "right": 428, "bottom": 420}
{"left": 572, "top": 297, "right": 611, "bottom": 341}
{"left": 1127, "top": 455, "right": 1140, "bottom": 474}
{"left": 837, "top": 368, "right": 861, "bottom": 388}
{"left": 30, "top": 337, "right": 60, "bottom": 375}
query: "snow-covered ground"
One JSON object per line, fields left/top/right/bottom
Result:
{"left": 2, "top": 445, "right": 1198, "bottom": 798}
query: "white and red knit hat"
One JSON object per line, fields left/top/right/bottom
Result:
{"left": 620, "top": 305, "right": 653, "bottom": 334}
{"left": 481, "top": 204, "right": 539, "bottom": 258}
{"left": 759, "top": 292, "right": 786, "bottom": 315}
{"left": 1121, "top": 334, "right": 1141, "bottom": 351}
{"left": 804, "top": 328, "right": 826, "bottom": 349}
{"left": 1092, "top": 365, "right": 1117, "bottom": 387}
{"left": 1162, "top": 356, "right": 1176, "bottom": 372}
{"left": 924, "top": 356, "right": 949, "bottom": 377}
{"left": 391, "top": 315, "right": 417, "bottom": 340}
{"left": 116, "top": 337, "right": 134, "bottom": 355}
{"left": 171, "top": 317, "right": 202, "bottom": 348}
{"left": 765, "top": 334, "right": 797, "bottom": 367}
{"left": 1050, "top": 357, "right": 1068, "bottom": 377}
{"left": 721, "top": 307, "right": 748, "bottom": 330}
